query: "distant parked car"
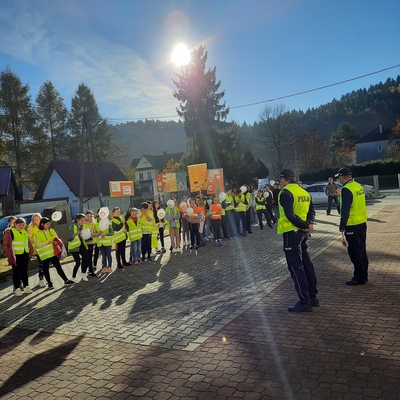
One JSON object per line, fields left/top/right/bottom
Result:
{"left": 303, "top": 182, "right": 372, "bottom": 205}
{"left": 0, "top": 213, "right": 34, "bottom": 241}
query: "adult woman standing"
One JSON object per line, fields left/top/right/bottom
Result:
{"left": 68, "top": 213, "right": 92, "bottom": 282}
{"left": 3, "top": 217, "right": 34, "bottom": 296}
{"left": 35, "top": 217, "right": 74, "bottom": 289}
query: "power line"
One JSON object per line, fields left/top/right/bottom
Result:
{"left": 105, "top": 63, "right": 400, "bottom": 121}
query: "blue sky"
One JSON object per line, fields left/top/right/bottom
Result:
{"left": 1, "top": 0, "right": 399, "bottom": 125}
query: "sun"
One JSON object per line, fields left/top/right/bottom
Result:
{"left": 171, "top": 44, "right": 191, "bottom": 66}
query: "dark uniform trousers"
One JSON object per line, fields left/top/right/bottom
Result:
{"left": 344, "top": 223, "right": 368, "bottom": 283}
{"left": 283, "top": 230, "right": 317, "bottom": 304}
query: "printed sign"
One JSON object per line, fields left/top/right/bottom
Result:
{"left": 176, "top": 172, "right": 188, "bottom": 191}
{"left": 188, "top": 163, "right": 207, "bottom": 192}
{"left": 165, "top": 173, "right": 178, "bottom": 192}
{"left": 156, "top": 173, "right": 167, "bottom": 193}
{"left": 206, "top": 169, "right": 224, "bottom": 195}
{"left": 258, "top": 178, "right": 269, "bottom": 191}
{"left": 109, "top": 181, "right": 134, "bottom": 197}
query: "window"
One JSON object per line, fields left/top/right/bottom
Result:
{"left": 139, "top": 173, "right": 143, "bottom": 180}
{"left": 147, "top": 172, "right": 152, "bottom": 179}
{"left": 377, "top": 145, "right": 382, "bottom": 153}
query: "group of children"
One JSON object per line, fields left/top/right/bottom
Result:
{"left": 2, "top": 182, "right": 282, "bottom": 295}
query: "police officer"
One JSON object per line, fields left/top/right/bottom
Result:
{"left": 278, "top": 169, "right": 318, "bottom": 312}
{"left": 336, "top": 167, "right": 369, "bottom": 285}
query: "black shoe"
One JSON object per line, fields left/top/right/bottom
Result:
{"left": 310, "top": 297, "right": 320, "bottom": 307}
{"left": 288, "top": 301, "right": 312, "bottom": 312}
{"left": 248, "top": 231, "right": 253, "bottom": 234}
{"left": 88, "top": 272, "right": 98, "bottom": 278}
{"left": 64, "top": 280, "right": 75, "bottom": 285}
{"left": 268, "top": 224, "right": 274, "bottom": 229}
{"left": 123, "top": 262, "right": 132, "bottom": 266}
{"left": 346, "top": 278, "right": 366, "bottom": 286}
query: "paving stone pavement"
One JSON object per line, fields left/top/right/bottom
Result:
{"left": 0, "top": 192, "right": 399, "bottom": 399}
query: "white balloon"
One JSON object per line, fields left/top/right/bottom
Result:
{"left": 157, "top": 209, "right": 166, "bottom": 219}
{"left": 270, "top": 180, "right": 275, "bottom": 186}
{"left": 99, "top": 207, "right": 109, "bottom": 219}
{"left": 240, "top": 185, "right": 247, "bottom": 193}
{"left": 186, "top": 207, "right": 194, "bottom": 217}
{"left": 167, "top": 199, "right": 175, "bottom": 208}
{"left": 99, "top": 218, "right": 110, "bottom": 231}
{"left": 180, "top": 201, "right": 187, "bottom": 210}
{"left": 263, "top": 191, "right": 270, "bottom": 199}
{"left": 81, "top": 229, "right": 91, "bottom": 240}
{"left": 187, "top": 198, "right": 191, "bottom": 206}
{"left": 218, "top": 192, "right": 226, "bottom": 201}
{"left": 51, "top": 211, "right": 62, "bottom": 222}
{"left": 207, "top": 199, "right": 212, "bottom": 206}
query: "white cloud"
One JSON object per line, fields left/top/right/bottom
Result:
{"left": 0, "top": 0, "right": 179, "bottom": 120}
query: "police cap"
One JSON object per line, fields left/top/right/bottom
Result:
{"left": 335, "top": 167, "right": 352, "bottom": 178}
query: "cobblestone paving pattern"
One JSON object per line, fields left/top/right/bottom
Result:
{"left": 0, "top": 194, "right": 399, "bottom": 399}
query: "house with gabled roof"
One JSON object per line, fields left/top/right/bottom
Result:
{"left": 356, "top": 124, "right": 392, "bottom": 164}
{"left": 131, "top": 151, "right": 185, "bottom": 197}
{"left": 0, "top": 166, "right": 22, "bottom": 216}
{"left": 34, "top": 161, "right": 130, "bottom": 215}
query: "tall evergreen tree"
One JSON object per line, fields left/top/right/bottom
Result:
{"left": 36, "top": 80, "right": 69, "bottom": 160}
{"left": 0, "top": 67, "right": 37, "bottom": 193}
{"left": 172, "top": 45, "right": 229, "bottom": 164}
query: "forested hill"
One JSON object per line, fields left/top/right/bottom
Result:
{"left": 115, "top": 76, "right": 400, "bottom": 160}
{"left": 115, "top": 120, "right": 187, "bottom": 159}
{"left": 294, "top": 75, "right": 400, "bottom": 140}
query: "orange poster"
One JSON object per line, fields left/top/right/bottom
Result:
{"left": 206, "top": 169, "right": 224, "bottom": 194}
{"left": 187, "top": 163, "right": 207, "bottom": 192}
{"left": 109, "top": 181, "right": 134, "bottom": 197}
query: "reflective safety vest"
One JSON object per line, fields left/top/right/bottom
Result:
{"left": 68, "top": 224, "right": 87, "bottom": 251}
{"left": 277, "top": 184, "right": 311, "bottom": 234}
{"left": 95, "top": 221, "right": 113, "bottom": 247}
{"left": 255, "top": 196, "right": 266, "bottom": 210}
{"left": 165, "top": 206, "right": 180, "bottom": 229}
{"left": 35, "top": 229, "right": 57, "bottom": 260}
{"left": 112, "top": 217, "right": 126, "bottom": 243}
{"left": 83, "top": 221, "right": 96, "bottom": 243}
{"left": 126, "top": 218, "right": 143, "bottom": 241}
{"left": 340, "top": 181, "right": 367, "bottom": 226}
{"left": 210, "top": 203, "right": 222, "bottom": 220}
{"left": 11, "top": 228, "right": 29, "bottom": 255}
{"left": 28, "top": 223, "right": 39, "bottom": 250}
{"left": 234, "top": 195, "right": 247, "bottom": 212}
{"left": 225, "top": 194, "right": 234, "bottom": 211}
{"left": 218, "top": 200, "right": 226, "bottom": 216}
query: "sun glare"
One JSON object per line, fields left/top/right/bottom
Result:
{"left": 172, "top": 44, "right": 191, "bottom": 66}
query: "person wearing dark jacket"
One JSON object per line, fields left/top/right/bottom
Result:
{"left": 278, "top": 169, "right": 318, "bottom": 313}
{"left": 336, "top": 167, "right": 369, "bottom": 285}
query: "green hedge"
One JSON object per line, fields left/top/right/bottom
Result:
{"left": 299, "top": 160, "right": 400, "bottom": 183}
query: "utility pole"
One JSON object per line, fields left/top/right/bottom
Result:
{"left": 88, "top": 118, "right": 105, "bottom": 208}
{"left": 79, "top": 114, "right": 85, "bottom": 213}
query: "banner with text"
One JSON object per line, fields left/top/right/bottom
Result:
{"left": 187, "top": 163, "right": 207, "bottom": 192}
{"left": 165, "top": 173, "right": 178, "bottom": 192}
{"left": 206, "top": 169, "right": 224, "bottom": 195}
{"left": 109, "top": 181, "right": 134, "bottom": 197}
